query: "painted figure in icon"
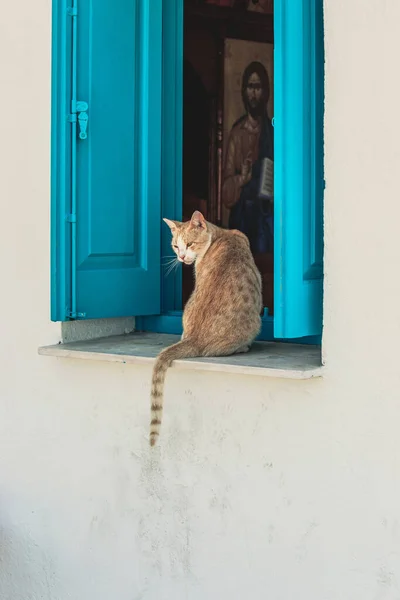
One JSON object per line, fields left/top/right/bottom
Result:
{"left": 222, "top": 61, "right": 274, "bottom": 254}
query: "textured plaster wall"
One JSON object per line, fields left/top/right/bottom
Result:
{"left": 1, "top": 1, "right": 400, "bottom": 599}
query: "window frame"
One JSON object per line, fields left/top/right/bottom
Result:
{"left": 137, "top": 0, "right": 323, "bottom": 345}
{"left": 50, "top": 0, "right": 323, "bottom": 346}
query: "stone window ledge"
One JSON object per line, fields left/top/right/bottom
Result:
{"left": 39, "top": 332, "right": 323, "bottom": 380}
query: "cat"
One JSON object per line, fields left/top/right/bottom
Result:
{"left": 149, "top": 210, "right": 262, "bottom": 446}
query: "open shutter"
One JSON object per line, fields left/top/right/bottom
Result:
{"left": 274, "top": 0, "right": 324, "bottom": 339}
{"left": 51, "top": 0, "right": 162, "bottom": 321}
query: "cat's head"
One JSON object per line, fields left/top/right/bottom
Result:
{"left": 163, "top": 211, "right": 211, "bottom": 265}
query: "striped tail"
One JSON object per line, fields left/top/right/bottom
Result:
{"left": 150, "top": 339, "right": 199, "bottom": 446}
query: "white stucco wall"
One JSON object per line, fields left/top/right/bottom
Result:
{"left": 1, "top": 1, "right": 400, "bottom": 599}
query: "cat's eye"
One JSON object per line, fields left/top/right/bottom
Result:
{"left": 187, "top": 242, "right": 194, "bottom": 248}
{"left": 173, "top": 244, "right": 178, "bottom": 249}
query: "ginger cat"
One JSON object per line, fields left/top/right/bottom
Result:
{"left": 150, "top": 211, "right": 262, "bottom": 446}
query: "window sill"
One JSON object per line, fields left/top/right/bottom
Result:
{"left": 39, "top": 332, "right": 323, "bottom": 380}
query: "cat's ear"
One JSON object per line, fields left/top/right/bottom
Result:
{"left": 189, "top": 211, "right": 207, "bottom": 231}
{"left": 163, "top": 218, "right": 180, "bottom": 233}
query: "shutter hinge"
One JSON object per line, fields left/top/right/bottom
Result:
{"left": 68, "top": 100, "right": 89, "bottom": 140}
{"left": 66, "top": 213, "right": 76, "bottom": 223}
{"left": 77, "top": 111, "right": 88, "bottom": 140}
{"left": 67, "top": 311, "right": 87, "bottom": 320}
{"left": 67, "top": 7, "right": 77, "bottom": 16}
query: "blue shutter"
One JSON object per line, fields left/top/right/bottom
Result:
{"left": 51, "top": 0, "right": 162, "bottom": 321}
{"left": 274, "top": 0, "right": 324, "bottom": 339}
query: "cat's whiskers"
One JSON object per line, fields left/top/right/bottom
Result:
{"left": 162, "top": 255, "right": 178, "bottom": 268}
{"left": 164, "top": 258, "right": 180, "bottom": 277}
{"left": 162, "top": 258, "right": 176, "bottom": 267}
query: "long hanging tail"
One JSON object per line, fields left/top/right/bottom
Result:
{"left": 150, "top": 339, "right": 199, "bottom": 446}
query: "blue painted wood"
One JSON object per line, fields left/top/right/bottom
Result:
{"left": 52, "top": 0, "right": 163, "bottom": 320}
{"left": 51, "top": 0, "right": 72, "bottom": 321}
{"left": 75, "top": 0, "right": 162, "bottom": 319}
{"left": 161, "top": 0, "right": 183, "bottom": 313}
{"left": 70, "top": 0, "right": 78, "bottom": 318}
{"left": 137, "top": 314, "right": 183, "bottom": 336}
{"left": 274, "top": 0, "right": 324, "bottom": 338}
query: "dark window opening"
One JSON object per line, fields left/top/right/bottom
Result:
{"left": 182, "top": 0, "right": 274, "bottom": 312}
